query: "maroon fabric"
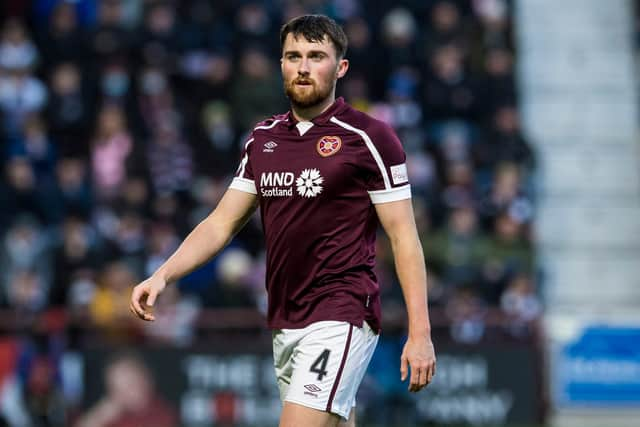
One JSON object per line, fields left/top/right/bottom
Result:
{"left": 327, "top": 324, "right": 353, "bottom": 412}
{"left": 234, "top": 98, "right": 409, "bottom": 332}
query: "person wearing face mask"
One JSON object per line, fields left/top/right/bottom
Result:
{"left": 136, "top": 66, "right": 176, "bottom": 137}
{"left": 101, "top": 62, "right": 130, "bottom": 100}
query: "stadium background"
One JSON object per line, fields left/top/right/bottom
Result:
{"left": 0, "top": 0, "right": 638, "bottom": 426}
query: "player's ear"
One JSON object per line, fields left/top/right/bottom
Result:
{"left": 336, "top": 58, "right": 349, "bottom": 79}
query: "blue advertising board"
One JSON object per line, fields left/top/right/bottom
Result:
{"left": 554, "top": 326, "right": 640, "bottom": 407}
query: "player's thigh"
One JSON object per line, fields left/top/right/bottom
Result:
{"left": 279, "top": 401, "right": 341, "bottom": 427}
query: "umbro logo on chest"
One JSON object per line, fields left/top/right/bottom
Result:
{"left": 263, "top": 141, "right": 278, "bottom": 152}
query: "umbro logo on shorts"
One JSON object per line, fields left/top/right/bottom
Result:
{"left": 303, "top": 383, "right": 321, "bottom": 398}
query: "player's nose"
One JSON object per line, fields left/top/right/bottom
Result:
{"left": 297, "top": 58, "right": 310, "bottom": 74}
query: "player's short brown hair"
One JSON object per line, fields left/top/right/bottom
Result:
{"left": 280, "top": 15, "right": 348, "bottom": 59}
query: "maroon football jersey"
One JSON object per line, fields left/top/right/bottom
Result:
{"left": 230, "top": 98, "right": 411, "bottom": 332}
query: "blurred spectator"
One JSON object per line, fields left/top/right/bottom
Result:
{"left": 187, "top": 176, "right": 225, "bottom": 226}
{"left": 90, "top": 104, "right": 133, "bottom": 202}
{"left": 74, "top": 352, "right": 177, "bottom": 427}
{"left": 342, "top": 16, "right": 381, "bottom": 98}
{"left": 0, "top": 215, "right": 51, "bottom": 293}
{"left": 500, "top": 273, "right": 542, "bottom": 338}
{"left": 386, "top": 67, "right": 424, "bottom": 150}
{"left": 36, "top": 2, "right": 86, "bottom": 67}
{"left": 144, "top": 222, "right": 179, "bottom": 277}
{"left": 381, "top": 7, "right": 418, "bottom": 69}
{"left": 138, "top": 1, "right": 180, "bottom": 68}
{"left": 476, "top": 105, "right": 535, "bottom": 172}
{"left": 207, "top": 247, "right": 257, "bottom": 308}
{"left": 425, "top": 206, "right": 487, "bottom": 289}
{"left": 146, "top": 121, "right": 194, "bottom": 195}
{"left": 446, "top": 287, "right": 487, "bottom": 344}
{"left": 114, "top": 176, "right": 150, "bottom": 216}
{"left": 7, "top": 115, "right": 57, "bottom": 185}
{"left": 4, "top": 269, "right": 49, "bottom": 314}
{"left": 87, "top": 0, "right": 132, "bottom": 63}
{"left": 426, "top": 268, "right": 448, "bottom": 308}
{"left": 0, "top": 67, "right": 47, "bottom": 138}
{"left": 89, "top": 261, "right": 140, "bottom": 337}
{"left": 46, "top": 62, "right": 92, "bottom": 156}
{"left": 471, "top": 0, "right": 512, "bottom": 50}
{"left": 476, "top": 47, "right": 517, "bottom": 114}
{"left": 136, "top": 65, "right": 176, "bottom": 136}
{"left": 439, "top": 161, "right": 477, "bottom": 215}
{"left": 194, "top": 53, "right": 233, "bottom": 102}
{"left": 51, "top": 217, "right": 99, "bottom": 307}
{"left": 101, "top": 211, "right": 147, "bottom": 269}
{"left": 478, "top": 162, "right": 534, "bottom": 228}
{"left": 0, "top": 18, "right": 38, "bottom": 71}
{"left": 179, "top": 0, "right": 232, "bottom": 52}
{"left": 0, "top": 19, "right": 46, "bottom": 138}
{"left": 66, "top": 269, "right": 98, "bottom": 318}
{"left": 0, "top": 157, "right": 58, "bottom": 227}
{"left": 53, "top": 157, "right": 94, "bottom": 220}
{"left": 198, "top": 100, "right": 237, "bottom": 174}
{"left": 98, "top": 60, "right": 133, "bottom": 107}
{"left": 421, "top": 1, "right": 468, "bottom": 58}
{"left": 406, "top": 148, "right": 438, "bottom": 202}
{"left": 150, "top": 192, "right": 191, "bottom": 234}
{"left": 233, "top": 2, "right": 276, "bottom": 54}
{"left": 423, "top": 43, "right": 477, "bottom": 121}
{"left": 21, "top": 353, "right": 66, "bottom": 426}
{"left": 480, "top": 212, "right": 534, "bottom": 303}
{"left": 231, "top": 47, "right": 286, "bottom": 131}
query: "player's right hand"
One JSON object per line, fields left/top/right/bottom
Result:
{"left": 129, "top": 275, "right": 167, "bottom": 321}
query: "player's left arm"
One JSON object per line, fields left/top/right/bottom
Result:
{"left": 375, "top": 199, "right": 436, "bottom": 392}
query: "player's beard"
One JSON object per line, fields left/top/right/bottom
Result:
{"left": 284, "top": 76, "right": 334, "bottom": 109}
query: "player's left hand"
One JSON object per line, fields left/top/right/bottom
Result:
{"left": 400, "top": 335, "right": 436, "bottom": 392}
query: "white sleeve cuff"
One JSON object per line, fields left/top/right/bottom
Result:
{"left": 368, "top": 184, "right": 411, "bottom": 204}
{"left": 230, "top": 177, "right": 257, "bottom": 194}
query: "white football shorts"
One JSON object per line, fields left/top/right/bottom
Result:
{"left": 272, "top": 320, "right": 379, "bottom": 419}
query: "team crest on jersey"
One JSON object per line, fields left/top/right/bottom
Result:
{"left": 316, "top": 136, "right": 342, "bottom": 157}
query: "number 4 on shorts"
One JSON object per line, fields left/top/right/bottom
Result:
{"left": 310, "top": 349, "right": 331, "bottom": 381}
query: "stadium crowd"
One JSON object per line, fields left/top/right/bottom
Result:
{"left": 0, "top": 0, "right": 538, "bottom": 351}
{"left": 0, "top": 1, "right": 542, "bottom": 425}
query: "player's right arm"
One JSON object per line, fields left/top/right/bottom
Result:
{"left": 129, "top": 188, "right": 258, "bottom": 321}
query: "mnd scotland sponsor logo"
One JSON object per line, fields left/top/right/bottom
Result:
{"left": 260, "top": 171, "right": 294, "bottom": 197}
{"left": 259, "top": 169, "right": 324, "bottom": 198}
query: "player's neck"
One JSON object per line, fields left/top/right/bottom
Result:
{"left": 291, "top": 95, "right": 336, "bottom": 122}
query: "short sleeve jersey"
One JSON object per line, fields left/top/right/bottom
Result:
{"left": 230, "top": 98, "right": 411, "bottom": 333}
